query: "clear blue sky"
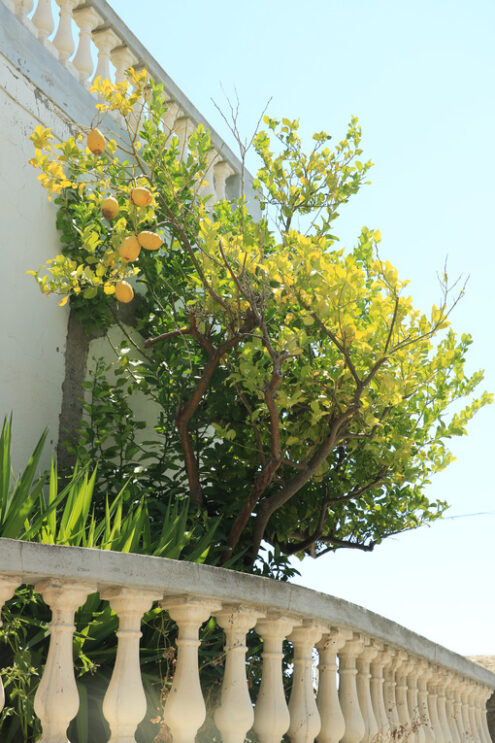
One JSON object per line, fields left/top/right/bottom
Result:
{"left": 112, "top": 0, "right": 495, "bottom": 655}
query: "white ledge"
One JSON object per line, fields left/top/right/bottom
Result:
{"left": 0, "top": 537, "right": 494, "bottom": 689}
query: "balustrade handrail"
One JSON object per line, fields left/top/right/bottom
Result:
{"left": 1, "top": 537, "right": 494, "bottom": 689}
{"left": 1, "top": 0, "right": 251, "bottom": 195}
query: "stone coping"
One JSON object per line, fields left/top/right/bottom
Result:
{"left": 1, "top": 537, "right": 494, "bottom": 688}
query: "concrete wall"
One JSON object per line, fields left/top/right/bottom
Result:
{"left": 0, "top": 48, "right": 70, "bottom": 472}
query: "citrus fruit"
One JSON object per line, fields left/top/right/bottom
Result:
{"left": 115, "top": 280, "right": 134, "bottom": 303}
{"left": 138, "top": 231, "right": 163, "bottom": 250}
{"left": 101, "top": 197, "right": 119, "bottom": 220}
{"left": 130, "top": 187, "right": 153, "bottom": 207}
{"left": 87, "top": 128, "right": 106, "bottom": 155}
{"left": 119, "top": 236, "right": 141, "bottom": 262}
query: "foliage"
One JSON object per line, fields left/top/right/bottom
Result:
{"left": 0, "top": 417, "right": 218, "bottom": 741}
{"left": 27, "top": 71, "right": 492, "bottom": 569}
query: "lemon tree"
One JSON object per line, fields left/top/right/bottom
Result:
{"left": 28, "top": 71, "right": 491, "bottom": 570}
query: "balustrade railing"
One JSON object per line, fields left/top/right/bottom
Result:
{"left": 1, "top": 0, "right": 244, "bottom": 203}
{"left": 0, "top": 539, "right": 493, "bottom": 743}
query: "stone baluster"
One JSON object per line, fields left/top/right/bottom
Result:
{"left": 214, "top": 605, "right": 262, "bottom": 743}
{"left": 214, "top": 161, "right": 235, "bottom": 201}
{"left": 408, "top": 658, "right": 427, "bottom": 743}
{"left": 253, "top": 613, "right": 295, "bottom": 743}
{"left": 427, "top": 666, "right": 442, "bottom": 743}
{"left": 199, "top": 148, "right": 220, "bottom": 205}
{"left": 468, "top": 685, "right": 481, "bottom": 743}
{"left": 437, "top": 671, "right": 453, "bottom": 743}
{"left": 316, "top": 628, "right": 351, "bottom": 743}
{"left": 92, "top": 27, "right": 120, "bottom": 84}
{"left": 32, "top": 0, "right": 54, "bottom": 44}
{"left": 459, "top": 679, "right": 474, "bottom": 742}
{"left": 445, "top": 679, "right": 461, "bottom": 743}
{"left": 101, "top": 587, "right": 161, "bottom": 743}
{"left": 475, "top": 685, "right": 493, "bottom": 743}
{"left": 396, "top": 658, "right": 415, "bottom": 742}
{"left": 161, "top": 596, "right": 219, "bottom": 743}
{"left": 287, "top": 621, "right": 322, "bottom": 743}
{"left": 110, "top": 45, "right": 138, "bottom": 85}
{"left": 356, "top": 639, "right": 380, "bottom": 743}
{"left": 33, "top": 580, "right": 96, "bottom": 743}
{"left": 451, "top": 679, "right": 466, "bottom": 743}
{"left": 384, "top": 649, "right": 405, "bottom": 734}
{"left": 12, "top": 0, "right": 33, "bottom": 22}
{"left": 339, "top": 634, "right": 366, "bottom": 743}
{"left": 73, "top": 6, "right": 101, "bottom": 85}
{"left": 163, "top": 101, "right": 181, "bottom": 138}
{"left": 174, "top": 116, "right": 195, "bottom": 160}
{"left": 417, "top": 661, "right": 436, "bottom": 743}
{"left": 52, "top": 0, "right": 76, "bottom": 64}
{"left": 370, "top": 643, "right": 392, "bottom": 740}
{"left": 0, "top": 577, "right": 21, "bottom": 713}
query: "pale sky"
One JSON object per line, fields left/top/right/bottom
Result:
{"left": 111, "top": 0, "right": 495, "bottom": 655}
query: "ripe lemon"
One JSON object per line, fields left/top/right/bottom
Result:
{"left": 101, "top": 197, "right": 119, "bottom": 220}
{"left": 115, "top": 280, "right": 134, "bottom": 303}
{"left": 130, "top": 187, "right": 153, "bottom": 207}
{"left": 87, "top": 128, "right": 106, "bottom": 156}
{"left": 119, "top": 236, "right": 141, "bottom": 262}
{"left": 138, "top": 231, "right": 163, "bottom": 250}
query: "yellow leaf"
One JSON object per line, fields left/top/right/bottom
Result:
{"left": 58, "top": 295, "right": 69, "bottom": 306}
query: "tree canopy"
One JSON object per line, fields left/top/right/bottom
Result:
{"left": 28, "top": 71, "right": 491, "bottom": 573}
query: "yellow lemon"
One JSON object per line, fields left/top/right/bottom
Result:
{"left": 101, "top": 196, "right": 119, "bottom": 220}
{"left": 130, "top": 187, "right": 153, "bottom": 207}
{"left": 119, "top": 236, "right": 141, "bottom": 262}
{"left": 138, "top": 231, "right": 163, "bottom": 251}
{"left": 87, "top": 128, "right": 106, "bottom": 156}
{"left": 115, "top": 280, "right": 134, "bottom": 303}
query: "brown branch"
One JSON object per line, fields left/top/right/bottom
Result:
{"left": 144, "top": 326, "right": 192, "bottom": 348}
{"left": 175, "top": 313, "right": 256, "bottom": 507}
{"left": 384, "top": 295, "right": 400, "bottom": 354}
{"left": 276, "top": 488, "right": 332, "bottom": 555}
{"left": 236, "top": 384, "right": 266, "bottom": 466}
{"left": 316, "top": 535, "right": 376, "bottom": 555}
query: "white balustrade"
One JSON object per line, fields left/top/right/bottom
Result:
{"left": 384, "top": 648, "right": 405, "bottom": 733}
{"left": 460, "top": 679, "right": 474, "bottom": 742}
{"left": 163, "top": 101, "right": 182, "bottom": 137}
{"left": 33, "top": 579, "right": 96, "bottom": 743}
{"left": 12, "top": 0, "right": 33, "bottom": 20}
{"left": 427, "top": 666, "right": 442, "bottom": 743}
{"left": 92, "top": 27, "right": 121, "bottom": 84}
{"left": 174, "top": 116, "right": 195, "bottom": 160}
{"left": 101, "top": 587, "right": 162, "bottom": 743}
{"left": 396, "top": 658, "right": 415, "bottom": 741}
{"left": 418, "top": 661, "right": 436, "bottom": 743}
{"left": 254, "top": 613, "right": 295, "bottom": 743}
{"left": 409, "top": 658, "right": 427, "bottom": 743}
{"left": 111, "top": 45, "right": 138, "bottom": 85}
{"left": 339, "top": 634, "right": 366, "bottom": 743}
{"left": 32, "top": 0, "right": 54, "bottom": 43}
{"left": 73, "top": 6, "right": 102, "bottom": 85}
{"left": 0, "top": 576, "right": 21, "bottom": 714}
{"left": 214, "top": 160, "right": 235, "bottom": 201}
{"left": 437, "top": 671, "right": 453, "bottom": 743}
{"left": 53, "top": 0, "right": 76, "bottom": 64}
{"left": 446, "top": 680, "right": 462, "bottom": 743}
{"left": 370, "top": 643, "right": 392, "bottom": 740}
{"left": 317, "top": 628, "right": 351, "bottom": 743}
{"left": 476, "top": 685, "right": 493, "bottom": 743}
{"left": 287, "top": 621, "right": 322, "bottom": 743}
{"left": 356, "top": 639, "right": 380, "bottom": 743}
{"left": 199, "top": 148, "right": 220, "bottom": 205}
{"left": 214, "top": 604, "right": 262, "bottom": 743}
{"left": 0, "top": 542, "right": 493, "bottom": 742}
{"left": 161, "top": 596, "right": 220, "bottom": 743}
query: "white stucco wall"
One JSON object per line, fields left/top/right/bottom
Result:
{"left": 0, "top": 50, "right": 70, "bottom": 472}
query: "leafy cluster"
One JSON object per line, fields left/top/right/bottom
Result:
{"left": 28, "top": 72, "right": 491, "bottom": 568}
